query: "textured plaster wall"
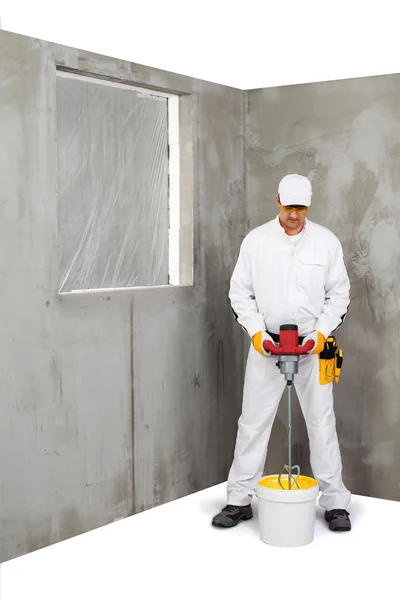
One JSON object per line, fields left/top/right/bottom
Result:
{"left": 246, "top": 77, "right": 400, "bottom": 501}
{"left": 0, "top": 29, "right": 246, "bottom": 562}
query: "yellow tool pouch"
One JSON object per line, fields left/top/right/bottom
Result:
{"left": 334, "top": 348, "right": 343, "bottom": 383}
{"left": 319, "top": 336, "right": 343, "bottom": 385}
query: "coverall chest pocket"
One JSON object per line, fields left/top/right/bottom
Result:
{"left": 297, "top": 254, "right": 328, "bottom": 288}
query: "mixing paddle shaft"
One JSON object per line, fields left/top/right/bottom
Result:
{"left": 284, "top": 380, "right": 300, "bottom": 489}
{"left": 263, "top": 325, "right": 314, "bottom": 490}
{"left": 287, "top": 382, "right": 294, "bottom": 488}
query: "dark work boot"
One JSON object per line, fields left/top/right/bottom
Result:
{"left": 325, "top": 509, "right": 351, "bottom": 531}
{"left": 212, "top": 504, "right": 253, "bottom": 528}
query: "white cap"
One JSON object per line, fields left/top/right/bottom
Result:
{"left": 278, "top": 174, "right": 312, "bottom": 207}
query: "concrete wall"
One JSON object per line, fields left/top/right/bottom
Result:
{"left": 246, "top": 76, "right": 400, "bottom": 502}
{"left": 0, "top": 30, "right": 246, "bottom": 562}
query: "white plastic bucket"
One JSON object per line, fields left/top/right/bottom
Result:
{"left": 256, "top": 474, "right": 319, "bottom": 547}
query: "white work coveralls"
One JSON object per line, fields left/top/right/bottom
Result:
{"left": 227, "top": 216, "right": 351, "bottom": 511}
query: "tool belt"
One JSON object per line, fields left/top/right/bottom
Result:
{"left": 319, "top": 336, "right": 343, "bottom": 385}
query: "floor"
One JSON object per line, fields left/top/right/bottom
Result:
{"left": 1, "top": 482, "right": 399, "bottom": 599}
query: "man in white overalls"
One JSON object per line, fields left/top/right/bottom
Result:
{"left": 213, "top": 174, "right": 351, "bottom": 532}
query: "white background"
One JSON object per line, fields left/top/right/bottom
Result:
{"left": 0, "top": 0, "right": 399, "bottom": 89}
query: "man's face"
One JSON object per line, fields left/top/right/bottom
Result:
{"left": 275, "top": 195, "right": 308, "bottom": 231}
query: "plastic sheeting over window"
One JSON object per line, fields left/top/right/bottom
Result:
{"left": 56, "top": 74, "right": 169, "bottom": 292}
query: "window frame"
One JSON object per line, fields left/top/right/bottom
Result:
{"left": 55, "top": 70, "right": 189, "bottom": 297}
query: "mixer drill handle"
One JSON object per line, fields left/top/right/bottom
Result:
{"left": 264, "top": 340, "right": 314, "bottom": 355}
{"left": 263, "top": 324, "right": 315, "bottom": 355}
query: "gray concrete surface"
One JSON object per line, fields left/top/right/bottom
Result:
{"left": 246, "top": 77, "right": 400, "bottom": 502}
{"left": 0, "top": 29, "right": 246, "bottom": 562}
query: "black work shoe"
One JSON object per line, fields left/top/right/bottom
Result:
{"left": 212, "top": 504, "right": 253, "bottom": 528}
{"left": 325, "top": 509, "right": 351, "bottom": 531}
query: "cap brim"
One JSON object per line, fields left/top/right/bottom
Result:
{"left": 280, "top": 193, "right": 311, "bottom": 207}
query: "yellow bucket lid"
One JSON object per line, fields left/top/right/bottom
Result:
{"left": 258, "top": 474, "right": 318, "bottom": 491}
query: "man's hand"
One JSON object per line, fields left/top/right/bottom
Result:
{"left": 252, "top": 330, "right": 276, "bottom": 356}
{"left": 301, "top": 330, "right": 325, "bottom": 354}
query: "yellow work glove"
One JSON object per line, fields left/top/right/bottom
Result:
{"left": 301, "top": 330, "right": 325, "bottom": 355}
{"left": 252, "top": 330, "right": 276, "bottom": 357}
